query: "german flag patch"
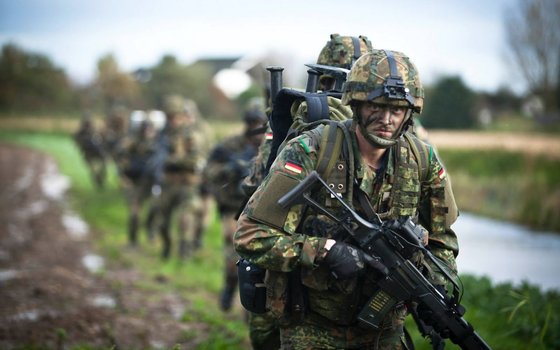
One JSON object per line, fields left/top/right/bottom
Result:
{"left": 438, "top": 168, "right": 446, "bottom": 179}
{"left": 265, "top": 133, "right": 273, "bottom": 140}
{"left": 284, "top": 162, "right": 303, "bottom": 174}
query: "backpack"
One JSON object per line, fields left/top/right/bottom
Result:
{"left": 265, "top": 88, "right": 352, "bottom": 173}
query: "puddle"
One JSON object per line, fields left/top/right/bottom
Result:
{"left": 82, "top": 254, "right": 105, "bottom": 273}
{"left": 170, "top": 303, "right": 186, "bottom": 321}
{"left": 11, "top": 310, "right": 39, "bottom": 322}
{"left": 150, "top": 341, "right": 166, "bottom": 350}
{"left": 41, "top": 161, "right": 70, "bottom": 201}
{"left": 91, "top": 294, "right": 116, "bottom": 308}
{"left": 62, "top": 213, "right": 89, "bottom": 239}
{"left": 17, "top": 200, "right": 48, "bottom": 219}
{"left": 0, "top": 269, "right": 19, "bottom": 282}
{"left": 13, "top": 164, "right": 35, "bottom": 194}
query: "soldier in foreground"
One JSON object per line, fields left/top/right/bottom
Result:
{"left": 240, "top": 33, "right": 374, "bottom": 350}
{"left": 235, "top": 49, "right": 459, "bottom": 349}
{"left": 73, "top": 113, "right": 107, "bottom": 189}
{"left": 204, "top": 107, "right": 267, "bottom": 311}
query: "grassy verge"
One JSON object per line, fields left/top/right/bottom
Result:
{"left": 439, "top": 149, "right": 560, "bottom": 232}
{"left": 2, "top": 130, "right": 560, "bottom": 350}
{"left": 0, "top": 130, "right": 250, "bottom": 349}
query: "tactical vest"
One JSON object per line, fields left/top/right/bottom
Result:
{"left": 265, "top": 120, "right": 433, "bottom": 325}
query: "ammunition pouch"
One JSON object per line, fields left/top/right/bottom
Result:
{"left": 237, "top": 259, "right": 267, "bottom": 314}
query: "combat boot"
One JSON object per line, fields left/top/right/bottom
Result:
{"left": 178, "top": 239, "right": 191, "bottom": 260}
{"left": 160, "top": 225, "right": 171, "bottom": 260}
{"left": 220, "top": 277, "right": 238, "bottom": 312}
{"left": 128, "top": 216, "right": 139, "bottom": 246}
{"left": 145, "top": 205, "right": 159, "bottom": 241}
{"left": 219, "top": 285, "right": 236, "bottom": 312}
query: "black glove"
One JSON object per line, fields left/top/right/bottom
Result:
{"left": 323, "top": 242, "right": 388, "bottom": 280}
{"left": 417, "top": 285, "right": 451, "bottom": 338}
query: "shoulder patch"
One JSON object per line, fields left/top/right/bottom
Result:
{"left": 284, "top": 162, "right": 303, "bottom": 174}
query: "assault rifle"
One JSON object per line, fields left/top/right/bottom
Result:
{"left": 278, "top": 171, "right": 492, "bottom": 350}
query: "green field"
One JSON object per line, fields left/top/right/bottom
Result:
{"left": 1, "top": 130, "right": 560, "bottom": 350}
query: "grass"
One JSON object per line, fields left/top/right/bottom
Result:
{"left": 2, "top": 130, "right": 560, "bottom": 350}
{"left": 440, "top": 149, "right": 560, "bottom": 232}
{"left": 0, "top": 130, "right": 249, "bottom": 349}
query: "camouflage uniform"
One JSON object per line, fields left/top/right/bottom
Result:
{"left": 117, "top": 120, "right": 159, "bottom": 245}
{"left": 190, "top": 102, "right": 214, "bottom": 251}
{"left": 102, "top": 105, "right": 129, "bottom": 162}
{"left": 73, "top": 116, "right": 107, "bottom": 189}
{"left": 316, "top": 33, "right": 373, "bottom": 91}
{"left": 241, "top": 34, "right": 373, "bottom": 350}
{"left": 234, "top": 50, "right": 459, "bottom": 349}
{"left": 205, "top": 109, "right": 266, "bottom": 312}
{"left": 156, "top": 95, "right": 208, "bottom": 260}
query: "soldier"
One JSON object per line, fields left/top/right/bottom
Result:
{"left": 117, "top": 117, "right": 159, "bottom": 246}
{"left": 240, "top": 34, "right": 374, "bottom": 350}
{"left": 234, "top": 49, "right": 459, "bottom": 349}
{"left": 204, "top": 106, "right": 267, "bottom": 311}
{"left": 186, "top": 99, "right": 214, "bottom": 252}
{"left": 73, "top": 112, "right": 107, "bottom": 189}
{"left": 156, "top": 95, "right": 207, "bottom": 260}
{"left": 315, "top": 33, "right": 373, "bottom": 91}
{"left": 102, "top": 105, "right": 129, "bottom": 162}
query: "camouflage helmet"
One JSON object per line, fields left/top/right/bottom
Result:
{"left": 341, "top": 49, "right": 424, "bottom": 113}
{"left": 162, "top": 94, "right": 186, "bottom": 116}
{"left": 316, "top": 33, "right": 373, "bottom": 69}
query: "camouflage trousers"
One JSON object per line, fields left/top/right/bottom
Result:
{"left": 249, "top": 311, "right": 281, "bottom": 350}
{"left": 220, "top": 212, "right": 239, "bottom": 291}
{"left": 157, "top": 182, "right": 202, "bottom": 259}
{"left": 122, "top": 177, "right": 154, "bottom": 245}
{"left": 84, "top": 154, "right": 106, "bottom": 189}
{"left": 278, "top": 309, "right": 407, "bottom": 350}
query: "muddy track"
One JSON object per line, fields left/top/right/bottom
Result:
{"left": 0, "top": 143, "right": 209, "bottom": 349}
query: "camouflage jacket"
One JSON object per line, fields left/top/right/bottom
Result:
{"left": 74, "top": 128, "right": 105, "bottom": 159}
{"left": 117, "top": 134, "right": 159, "bottom": 180}
{"left": 205, "top": 134, "right": 258, "bottom": 211}
{"left": 162, "top": 125, "right": 207, "bottom": 185}
{"left": 234, "top": 122, "right": 459, "bottom": 325}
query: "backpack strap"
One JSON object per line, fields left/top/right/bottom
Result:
{"left": 305, "top": 94, "right": 330, "bottom": 123}
{"left": 403, "top": 132, "right": 432, "bottom": 182}
{"left": 316, "top": 122, "right": 340, "bottom": 179}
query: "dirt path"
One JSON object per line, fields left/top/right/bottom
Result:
{"left": 0, "top": 144, "right": 208, "bottom": 349}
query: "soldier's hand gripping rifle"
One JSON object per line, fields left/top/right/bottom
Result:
{"left": 278, "top": 171, "right": 492, "bottom": 350}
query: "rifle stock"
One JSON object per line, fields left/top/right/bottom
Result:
{"left": 278, "top": 171, "right": 492, "bottom": 350}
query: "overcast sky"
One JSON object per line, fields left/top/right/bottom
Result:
{"left": 0, "top": 0, "right": 521, "bottom": 93}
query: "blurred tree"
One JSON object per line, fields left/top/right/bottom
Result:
{"left": 140, "top": 55, "right": 215, "bottom": 117}
{"left": 94, "top": 53, "right": 141, "bottom": 111}
{"left": 504, "top": 0, "right": 560, "bottom": 112}
{"left": 421, "top": 76, "right": 476, "bottom": 129}
{"left": 0, "top": 43, "right": 76, "bottom": 113}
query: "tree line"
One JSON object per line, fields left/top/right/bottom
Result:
{"left": 1, "top": 0, "right": 558, "bottom": 129}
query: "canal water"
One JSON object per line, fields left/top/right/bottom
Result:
{"left": 453, "top": 212, "right": 560, "bottom": 291}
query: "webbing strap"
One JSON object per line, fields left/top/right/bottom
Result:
{"left": 316, "top": 123, "right": 341, "bottom": 179}
{"left": 305, "top": 94, "right": 330, "bottom": 122}
{"left": 403, "top": 132, "right": 431, "bottom": 182}
{"left": 351, "top": 37, "right": 361, "bottom": 63}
